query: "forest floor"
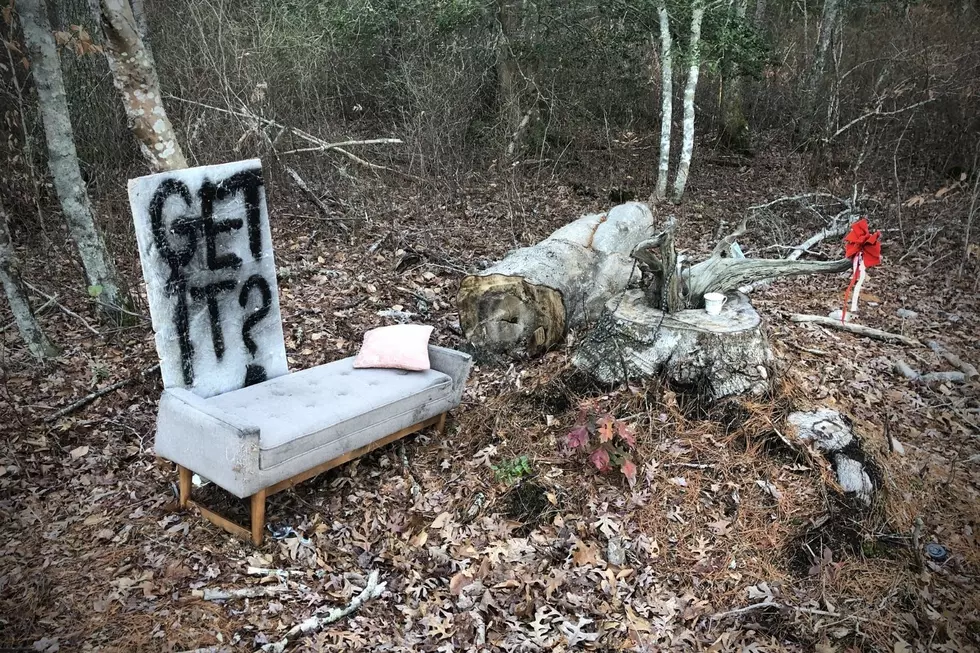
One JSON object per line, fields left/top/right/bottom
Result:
{"left": 1, "top": 137, "right": 979, "bottom": 652}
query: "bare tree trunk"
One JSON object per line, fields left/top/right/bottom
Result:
{"left": 0, "top": 202, "right": 58, "bottom": 360}
{"left": 654, "top": 1, "right": 673, "bottom": 201}
{"left": 18, "top": 0, "right": 131, "bottom": 322}
{"left": 90, "top": 0, "right": 187, "bottom": 172}
{"left": 497, "top": 0, "right": 523, "bottom": 160}
{"left": 719, "top": 0, "right": 750, "bottom": 151}
{"left": 800, "top": 0, "right": 840, "bottom": 137}
{"left": 754, "top": 0, "right": 767, "bottom": 26}
{"left": 672, "top": 1, "right": 705, "bottom": 202}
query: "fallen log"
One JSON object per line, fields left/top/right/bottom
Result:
{"left": 456, "top": 203, "right": 653, "bottom": 357}
{"left": 787, "top": 408, "right": 876, "bottom": 505}
{"left": 572, "top": 291, "right": 774, "bottom": 399}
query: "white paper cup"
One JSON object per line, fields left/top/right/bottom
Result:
{"left": 704, "top": 292, "right": 727, "bottom": 316}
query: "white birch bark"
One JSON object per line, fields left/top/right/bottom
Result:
{"left": 654, "top": 1, "right": 673, "bottom": 201}
{"left": 90, "top": 0, "right": 188, "bottom": 172}
{"left": 672, "top": 1, "right": 705, "bottom": 202}
{"left": 18, "top": 0, "right": 130, "bottom": 321}
{"left": 0, "top": 202, "right": 58, "bottom": 360}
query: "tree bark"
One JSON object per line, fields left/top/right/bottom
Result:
{"left": 457, "top": 203, "right": 654, "bottom": 358}
{"left": 719, "top": 0, "right": 750, "bottom": 151}
{"left": 672, "top": 1, "right": 705, "bottom": 202}
{"left": 18, "top": 0, "right": 131, "bottom": 322}
{"left": 497, "top": 0, "right": 523, "bottom": 160}
{"left": 90, "top": 0, "right": 187, "bottom": 172}
{"left": 572, "top": 290, "right": 774, "bottom": 399}
{"left": 0, "top": 202, "right": 58, "bottom": 360}
{"left": 654, "top": 1, "right": 673, "bottom": 201}
{"left": 800, "top": 0, "right": 840, "bottom": 137}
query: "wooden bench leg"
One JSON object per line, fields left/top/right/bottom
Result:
{"left": 178, "top": 465, "right": 192, "bottom": 507}
{"left": 251, "top": 489, "right": 267, "bottom": 546}
{"left": 437, "top": 412, "right": 447, "bottom": 435}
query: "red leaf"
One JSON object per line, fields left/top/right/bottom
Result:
{"left": 589, "top": 448, "right": 611, "bottom": 472}
{"left": 616, "top": 421, "right": 636, "bottom": 448}
{"left": 621, "top": 459, "right": 637, "bottom": 487}
{"left": 597, "top": 414, "right": 614, "bottom": 443}
{"left": 566, "top": 426, "right": 589, "bottom": 449}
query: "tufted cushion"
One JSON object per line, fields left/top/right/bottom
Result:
{"left": 353, "top": 324, "right": 434, "bottom": 371}
{"left": 207, "top": 356, "right": 452, "bottom": 469}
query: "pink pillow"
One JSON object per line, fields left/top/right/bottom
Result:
{"left": 353, "top": 324, "right": 434, "bottom": 371}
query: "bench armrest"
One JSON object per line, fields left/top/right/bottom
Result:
{"left": 155, "top": 387, "right": 261, "bottom": 498}
{"left": 428, "top": 346, "right": 473, "bottom": 403}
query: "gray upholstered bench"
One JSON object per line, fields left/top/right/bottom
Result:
{"left": 158, "top": 346, "right": 471, "bottom": 544}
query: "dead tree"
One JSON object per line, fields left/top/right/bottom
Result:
{"left": 457, "top": 203, "right": 653, "bottom": 358}
{"left": 0, "top": 202, "right": 58, "bottom": 360}
{"left": 18, "top": 0, "right": 131, "bottom": 322}
{"left": 89, "top": 0, "right": 188, "bottom": 172}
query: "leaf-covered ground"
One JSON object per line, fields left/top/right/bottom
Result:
{"left": 2, "top": 140, "right": 978, "bottom": 652}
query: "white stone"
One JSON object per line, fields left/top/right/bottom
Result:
{"left": 128, "top": 159, "right": 288, "bottom": 398}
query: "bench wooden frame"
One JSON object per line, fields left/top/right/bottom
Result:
{"left": 177, "top": 412, "right": 447, "bottom": 545}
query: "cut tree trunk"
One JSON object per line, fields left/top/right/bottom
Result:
{"left": 0, "top": 202, "right": 58, "bottom": 360}
{"left": 572, "top": 290, "right": 774, "bottom": 399}
{"left": 457, "top": 203, "right": 654, "bottom": 358}
{"left": 19, "top": 0, "right": 131, "bottom": 322}
{"left": 90, "top": 0, "right": 188, "bottom": 172}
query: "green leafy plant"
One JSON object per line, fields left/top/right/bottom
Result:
{"left": 566, "top": 405, "right": 638, "bottom": 487}
{"left": 492, "top": 455, "right": 533, "bottom": 485}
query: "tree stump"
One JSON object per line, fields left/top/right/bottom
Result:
{"left": 572, "top": 290, "right": 774, "bottom": 399}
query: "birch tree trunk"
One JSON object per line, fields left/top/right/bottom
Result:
{"left": 672, "top": 1, "right": 705, "bottom": 203}
{"left": 18, "top": 0, "right": 131, "bottom": 322}
{"left": 654, "top": 1, "right": 673, "bottom": 201}
{"left": 90, "top": 0, "right": 188, "bottom": 172}
{"left": 0, "top": 202, "right": 58, "bottom": 360}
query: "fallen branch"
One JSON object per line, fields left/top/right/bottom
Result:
{"left": 260, "top": 570, "right": 386, "bottom": 653}
{"left": 741, "top": 220, "right": 852, "bottom": 293}
{"left": 789, "top": 314, "right": 922, "bottom": 347}
{"left": 165, "top": 95, "right": 403, "bottom": 173}
{"left": 893, "top": 359, "right": 966, "bottom": 385}
{"left": 711, "top": 599, "right": 871, "bottom": 622}
{"left": 25, "top": 282, "right": 100, "bottom": 336}
{"left": 193, "top": 586, "right": 287, "bottom": 601}
{"left": 247, "top": 567, "right": 306, "bottom": 578}
{"left": 926, "top": 340, "right": 978, "bottom": 379}
{"left": 45, "top": 363, "right": 160, "bottom": 423}
{"left": 284, "top": 167, "right": 349, "bottom": 231}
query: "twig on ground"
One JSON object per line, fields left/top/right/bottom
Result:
{"left": 893, "top": 359, "right": 966, "bottom": 385}
{"left": 193, "top": 586, "right": 287, "bottom": 601}
{"left": 926, "top": 340, "right": 978, "bottom": 379}
{"left": 711, "top": 599, "right": 871, "bottom": 622}
{"left": 246, "top": 567, "right": 306, "bottom": 578}
{"left": 260, "top": 570, "right": 386, "bottom": 653}
{"left": 912, "top": 516, "right": 924, "bottom": 572}
{"left": 284, "top": 167, "right": 350, "bottom": 231}
{"left": 25, "top": 282, "right": 100, "bottom": 335}
{"left": 45, "top": 363, "right": 161, "bottom": 423}
{"left": 788, "top": 314, "right": 922, "bottom": 347}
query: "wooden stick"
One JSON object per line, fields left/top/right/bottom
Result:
{"left": 44, "top": 363, "right": 160, "bottom": 422}
{"left": 24, "top": 282, "right": 100, "bottom": 335}
{"left": 893, "top": 359, "right": 966, "bottom": 385}
{"left": 284, "top": 167, "right": 349, "bottom": 232}
{"left": 926, "top": 340, "right": 978, "bottom": 379}
{"left": 251, "top": 489, "right": 267, "bottom": 546}
{"left": 788, "top": 314, "right": 922, "bottom": 347}
{"left": 192, "top": 586, "right": 287, "bottom": 601}
{"left": 260, "top": 571, "right": 386, "bottom": 653}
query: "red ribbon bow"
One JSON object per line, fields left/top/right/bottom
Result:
{"left": 841, "top": 218, "right": 882, "bottom": 321}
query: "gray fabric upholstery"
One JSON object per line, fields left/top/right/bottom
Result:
{"left": 155, "top": 346, "right": 472, "bottom": 497}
